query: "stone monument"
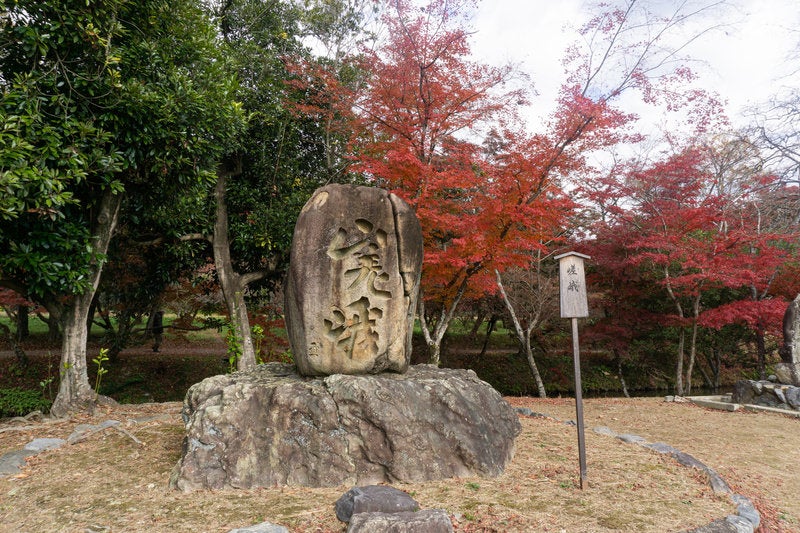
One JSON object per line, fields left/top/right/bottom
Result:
{"left": 284, "top": 184, "right": 422, "bottom": 376}
{"left": 170, "top": 184, "right": 521, "bottom": 491}
{"left": 776, "top": 294, "right": 800, "bottom": 386}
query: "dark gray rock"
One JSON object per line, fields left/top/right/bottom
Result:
{"left": 347, "top": 509, "right": 453, "bottom": 533}
{"left": 786, "top": 386, "right": 800, "bottom": 409}
{"left": 285, "top": 184, "right": 423, "bottom": 377}
{"left": 335, "top": 485, "right": 419, "bottom": 522}
{"left": 732, "top": 379, "right": 800, "bottom": 411}
{"left": 684, "top": 515, "right": 754, "bottom": 533}
{"left": 731, "top": 381, "right": 754, "bottom": 405}
{"left": 171, "top": 363, "right": 520, "bottom": 490}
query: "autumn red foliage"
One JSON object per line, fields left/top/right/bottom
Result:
{"left": 584, "top": 145, "right": 799, "bottom": 390}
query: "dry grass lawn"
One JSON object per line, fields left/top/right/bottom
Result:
{"left": 0, "top": 397, "right": 797, "bottom": 532}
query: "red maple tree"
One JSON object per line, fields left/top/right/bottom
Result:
{"left": 584, "top": 146, "right": 798, "bottom": 392}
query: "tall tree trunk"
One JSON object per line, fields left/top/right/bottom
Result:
{"left": 468, "top": 310, "right": 487, "bottom": 340}
{"left": 696, "top": 354, "right": 714, "bottom": 390}
{"left": 51, "top": 189, "right": 122, "bottom": 417}
{"left": 213, "top": 169, "right": 256, "bottom": 371}
{"left": 664, "top": 267, "right": 686, "bottom": 396}
{"left": 495, "top": 270, "right": 546, "bottom": 398}
{"left": 683, "top": 294, "right": 702, "bottom": 396}
{"left": 613, "top": 349, "right": 630, "bottom": 398}
{"left": 755, "top": 328, "right": 767, "bottom": 380}
{"left": 685, "top": 319, "right": 699, "bottom": 396}
{"left": 523, "top": 336, "right": 547, "bottom": 398}
{"left": 478, "top": 314, "right": 497, "bottom": 359}
{"left": 675, "top": 328, "right": 685, "bottom": 396}
{"left": 15, "top": 305, "right": 29, "bottom": 340}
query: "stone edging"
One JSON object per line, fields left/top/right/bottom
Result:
{"left": 515, "top": 407, "right": 760, "bottom": 533}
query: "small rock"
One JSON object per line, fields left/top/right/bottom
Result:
{"left": 335, "top": 485, "right": 419, "bottom": 522}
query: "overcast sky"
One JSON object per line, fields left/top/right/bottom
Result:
{"left": 468, "top": 0, "right": 800, "bottom": 134}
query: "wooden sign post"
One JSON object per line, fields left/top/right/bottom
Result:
{"left": 555, "top": 251, "right": 590, "bottom": 490}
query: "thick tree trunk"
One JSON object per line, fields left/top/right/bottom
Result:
{"left": 51, "top": 189, "right": 122, "bottom": 417}
{"left": 15, "top": 305, "right": 29, "bottom": 340}
{"left": 418, "top": 298, "right": 447, "bottom": 367}
{"left": 213, "top": 170, "right": 256, "bottom": 371}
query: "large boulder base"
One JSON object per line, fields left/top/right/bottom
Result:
{"left": 170, "top": 363, "right": 521, "bottom": 491}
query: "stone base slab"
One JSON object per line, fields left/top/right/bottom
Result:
{"left": 170, "top": 363, "right": 521, "bottom": 491}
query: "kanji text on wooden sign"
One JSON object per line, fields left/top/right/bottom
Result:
{"left": 555, "top": 252, "right": 590, "bottom": 318}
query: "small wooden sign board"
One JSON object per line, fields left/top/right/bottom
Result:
{"left": 555, "top": 251, "right": 590, "bottom": 318}
{"left": 555, "top": 251, "right": 590, "bottom": 490}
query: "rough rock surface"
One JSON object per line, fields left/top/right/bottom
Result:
{"left": 347, "top": 509, "right": 453, "bottom": 533}
{"left": 285, "top": 184, "right": 423, "bottom": 376}
{"left": 335, "top": 485, "right": 419, "bottom": 522}
{"left": 170, "top": 363, "right": 520, "bottom": 491}
{"left": 731, "top": 379, "right": 800, "bottom": 411}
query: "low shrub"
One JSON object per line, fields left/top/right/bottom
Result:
{"left": 0, "top": 387, "right": 52, "bottom": 418}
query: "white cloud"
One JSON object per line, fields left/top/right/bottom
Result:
{"left": 468, "top": 0, "right": 800, "bottom": 133}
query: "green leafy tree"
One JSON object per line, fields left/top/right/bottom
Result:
{"left": 176, "top": 0, "right": 372, "bottom": 370}
{"left": 0, "top": 0, "right": 243, "bottom": 415}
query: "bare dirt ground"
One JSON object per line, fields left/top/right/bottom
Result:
{"left": 1, "top": 397, "right": 797, "bottom": 532}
